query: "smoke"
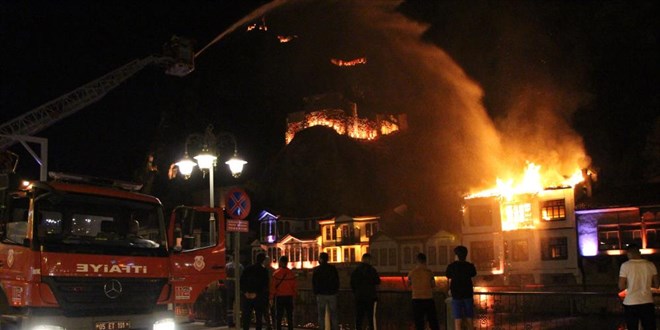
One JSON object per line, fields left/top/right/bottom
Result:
{"left": 210, "top": 0, "right": 591, "bottom": 215}
{"left": 261, "top": 0, "right": 505, "bottom": 185}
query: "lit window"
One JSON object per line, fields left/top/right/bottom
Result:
{"left": 541, "top": 237, "right": 568, "bottom": 260}
{"left": 502, "top": 202, "right": 533, "bottom": 230}
{"left": 541, "top": 199, "right": 566, "bottom": 221}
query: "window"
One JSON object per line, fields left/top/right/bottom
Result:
{"left": 428, "top": 246, "right": 437, "bottom": 265}
{"left": 621, "top": 225, "right": 642, "bottom": 248}
{"left": 308, "top": 245, "right": 318, "bottom": 262}
{"left": 371, "top": 249, "right": 379, "bottom": 266}
{"left": 471, "top": 240, "right": 496, "bottom": 271}
{"left": 366, "top": 223, "right": 379, "bottom": 237}
{"left": 646, "top": 224, "right": 660, "bottom": 248}
{"left": 343, "top": 247, "right": 356, "bottom": 262}
{"left": 541, "top": 237, "right": 568, "bottom": 260}
{"left": 325, "top": 225, "right": 337, "bottom": 241}
{"left": 413, "top": 246, "right": 421, "bottom": 259}
{"left": 403, "top": 246, "right": 411, "bottom": 264}
{"left": 438, "top": 245, "right": 448, "bottom": 265}
{"left": 502, "top": 202, "right": 533, "bottom": 230}
{"left": 267, "top": 247, "right": 280, "bottom": 263}
{"left": 541, "top": 199, "right": 566, "bottom": 221}
{"left": 598, "top": 227, "right": 620, "bottom": 250}
{"left": 511, "top": 239, "right": 529, "bottom": 261}
{"left": 327, "top": 248, "right": 338, "bottom": 262}
{"left": 388, "top": 248, "right": 397, "bottom": 266}
{"left": 469, "top": 205, "right": 492, "bottom": 227}
{"left": 261, "top": 220, "right": 276, "bottom": 242}
{"left": 379, "top": 248, "right": 388, "bottom": 266}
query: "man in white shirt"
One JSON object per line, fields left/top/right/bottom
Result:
{"left": 618, "top": 244, "right": 659, "bottom": 330}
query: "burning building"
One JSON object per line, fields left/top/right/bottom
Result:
{"left": 461, "top": 163, "right": 591, "bottom": 286}
{"left": 285, "top": 93, "right": 407, "bottom": 144}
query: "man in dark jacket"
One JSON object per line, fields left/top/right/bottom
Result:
{"left": 446, "top": 245, "right": 477, "bottom": 330}
{"left": 240, "top": 253, "right": 270, "bottom": 330}
{"left": 312, "top": 252, "right": 340, "bottom": 330}
{"left": 350, "top": 253, "right": 381, "bottom": 330}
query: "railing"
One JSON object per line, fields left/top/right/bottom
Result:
{"left": 288, "top": 289, "right": 659, "bottom": 330}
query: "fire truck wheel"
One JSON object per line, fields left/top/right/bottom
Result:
{"left": 0, "top": 293, "right": 16, "bottom": 330}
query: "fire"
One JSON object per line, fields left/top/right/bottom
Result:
{"left": 277, "top": 35, "right": 297, "bottom": 43}
{"left": 247, "top": 16, "right": 268, "bottom": 32}
{"left": 466, "top": 162, "right": 584, "bottom": 200}
{"left": 330, "top": 57, "right": 367, "bottom": 67}
{"left": 286, "top": 110, "right": 405, "bottom": 144}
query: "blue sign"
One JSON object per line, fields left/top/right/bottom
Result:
{"left": 225, "top": 187, "right": 251, "bottom": 220}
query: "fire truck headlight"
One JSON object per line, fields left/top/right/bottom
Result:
{"left": 32, "top": 325, "right": 65, "bottom": 330}
{"left": 153, "top": 317, "right": 175, "bottom": 330}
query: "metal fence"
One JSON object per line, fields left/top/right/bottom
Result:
{"left": 288, "top": 289, "right": 659, "bottom": 330}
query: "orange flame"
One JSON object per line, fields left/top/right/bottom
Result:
{"left": 277, "top": 35, "right": 297, "bottom": 43}
{"left": 466, "top": 162, "right": 584, "bottom": 200}
{"left": 285, "top": 110, "right": 402, "bottom": 144}
{"left": 330, "top": 57, "right": 367, "bottom": 67}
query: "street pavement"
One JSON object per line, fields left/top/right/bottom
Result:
{"left": 177, "top": 321, "right": 230, "bottom": 330}
{"left": 178, "top": 321, "right": 307, "bottom": 330}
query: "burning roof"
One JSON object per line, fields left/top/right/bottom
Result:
{"left": 330, "top": 57, "right": 367, "bottom": 67}
{"left": 285, "top": 95, "right": 406, "bottom": 144}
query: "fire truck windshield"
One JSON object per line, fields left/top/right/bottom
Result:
{"left": 33, "top": 192, "right": 167, "bottom": 257}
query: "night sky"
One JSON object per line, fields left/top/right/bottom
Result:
{"left": 1, "top": 1, "right": 658, "bottom": 215}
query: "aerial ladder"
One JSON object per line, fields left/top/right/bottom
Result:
{"left": 0, "top": 36, "right": 195, "bottom": 178}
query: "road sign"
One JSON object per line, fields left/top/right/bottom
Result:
{"left": 225, "top": 187, "right": 251, "bottom": 220}
{"left": 226, "top": 219, "right": 248, "bottom": 232}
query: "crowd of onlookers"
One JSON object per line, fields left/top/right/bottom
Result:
{"left": 233, "top": 245, "right": 478, "bottom": 330}
{"left": 230, "top": 243, "right": 659, "bottom": 330}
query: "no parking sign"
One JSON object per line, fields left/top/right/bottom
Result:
{"left": 225, "top": 187, "right": 251, "bottom": 220}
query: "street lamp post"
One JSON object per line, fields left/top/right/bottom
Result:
{"left": 175, "top": 124, "right": 246, "bottom": 328}
{"left": 176, "top": 124, "right": 247, "bottom": 204}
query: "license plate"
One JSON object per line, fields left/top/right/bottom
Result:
{"left": 95, "top": 320, "right": 130, "bottom": 329}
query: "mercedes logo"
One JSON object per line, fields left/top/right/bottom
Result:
{"left": 103, "top": 279, "right": 123, "bottom": 299}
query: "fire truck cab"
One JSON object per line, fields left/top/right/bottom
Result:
{"left": 0, "top": 172, "right": 175, "bottom": 330}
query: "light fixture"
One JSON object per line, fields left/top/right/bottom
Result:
{"left": 225, "top": 154, "right": 247, "bottom": 178}
{"left": 194, "top": 147, "right": 217, "bottom": 171}
{"left": 175, "top": 153, "right": 196, "bottom": 179}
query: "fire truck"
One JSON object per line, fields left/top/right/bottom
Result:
{"left": 0, "top": 171, "right": 227, "bottom": 329}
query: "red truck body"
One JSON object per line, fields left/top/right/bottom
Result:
{"left": 0, "top": 174, "right": 175, "bottom": 329}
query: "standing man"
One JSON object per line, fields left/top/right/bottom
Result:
{"left": 618, "top": 244, "right": 659, "bottom": 330}
{"left": 407, "top": 253, "right": 439, "bottom": 330}
{"left": 263, "top": 256, "right": 275, "bottom": 330}
{"left": 312, "top": 252, "right": 340, "bottom": 330}
{"left": 240, "top": 253, "right": 269, "bottom": 330}
{"left": 446, "top": 245, "right": 477, "bottom": 330}
{"left": 350, "top": 253, "right": 381, "bottom": 330}
{"left": 271, "top": 256, "right": 297, "bottom": 330}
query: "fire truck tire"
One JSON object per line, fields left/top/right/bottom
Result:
{"left": 0, "top": 292, "right": 17, "bottom": 330}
